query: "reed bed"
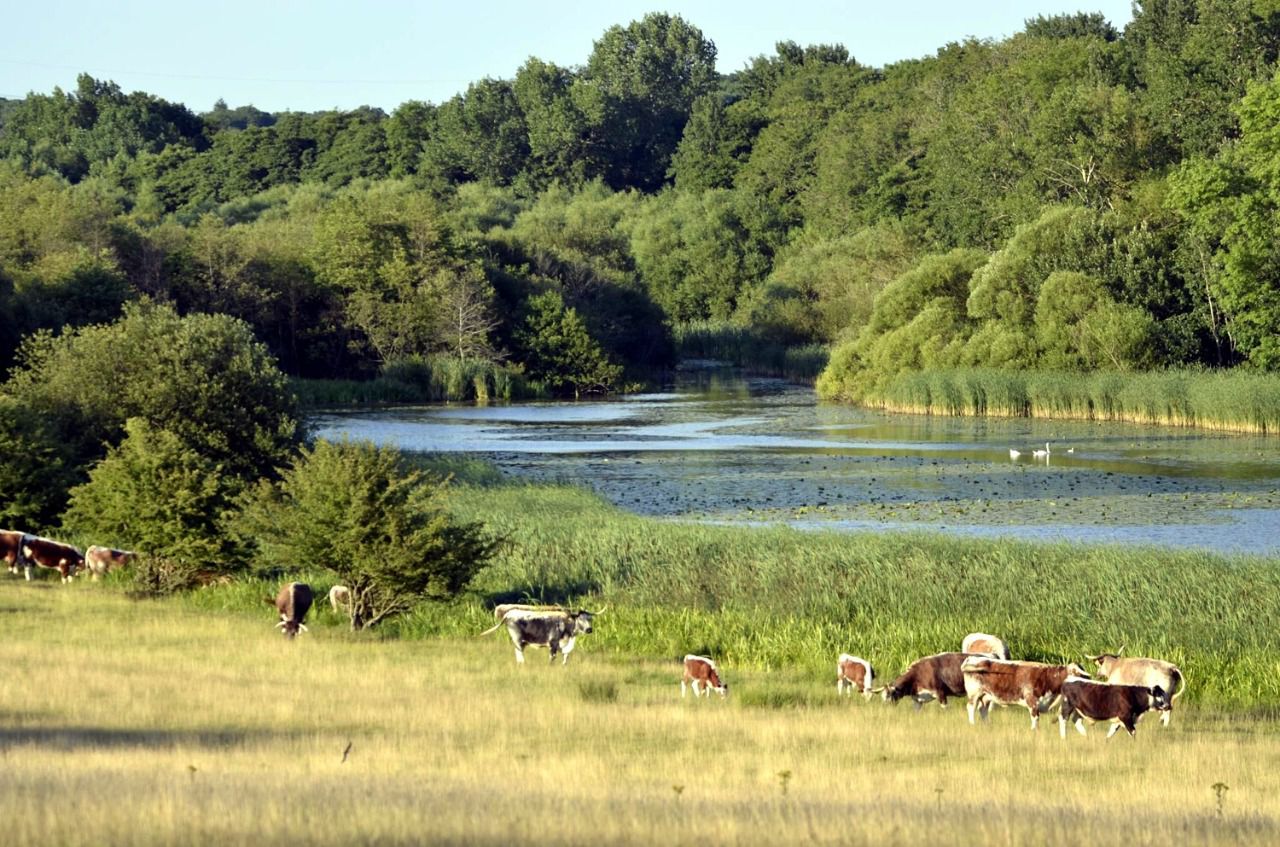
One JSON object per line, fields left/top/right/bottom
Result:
{"left": 865, "top": 368, "right": 1280, "bottom": 434}
{"left": 292, "top": 355, "right": 542, "bottom": 407}
{"left": 675, "top": 320, "right": 828, "bottom": 381}
{"left": 3, "top": 584, "right": 1279, "bottom": 846}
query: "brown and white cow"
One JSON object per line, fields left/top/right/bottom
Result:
{"left": 84, "top": 546, "right": 136, "bottom": 580}
{"left": 1058, "top": 676, "right": 1171, "bottom": 739}
{"left": 266, "top": 582, "right": 313, "bottom": 638}
{"left": 328, "top": 584, "right": 352, "bottom": 613}
{"left": 961, "top": 656, "right": 1089, "bottom": 729}
{"left": 1, "top": 529, "right": 25, "bottom": 576}
{"left": 21, "top": 535, "right": 84, "bottom": 583}
{"left": 682, "top": 654, "right": 728, "bottom": 698}
{"left": 961, "top": 632, "right": 1010, "bottom": 660}
{"left": 479, "top": 608, "right": 599, "bottom": 665}
{"left": 836, "top": 653, "right": 876, "bottom": 698}
{"left": 1086, "top": 648, "right": 1185, "bottom": 727}
{"left": 883, "top": 652, "right": 974, "bottom": 709}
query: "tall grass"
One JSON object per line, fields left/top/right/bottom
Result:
{"left": 675, "top": 320, "right": 828, "bottom": 381}
{"left": 3, "top": 584, "right": 1279, "bottom": 846}
{"left": 292, "top": 355, "right": 545, "bottom": 407}
{"left": 866, "top": 368, "right": 1280, "bottom": 434}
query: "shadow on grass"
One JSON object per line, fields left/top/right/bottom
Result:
{"left": 0, "top": 726, "right": 292, "bottom": 752}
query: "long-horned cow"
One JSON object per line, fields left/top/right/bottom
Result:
{"left": 1086, "top": 648, "right": 1185, "bottom": 727}
{"left": 961, "top": 656, "right": 1089, "bottom": 729}
{"left": 479, "top": 607, "right": 601, "bottom": 665}
{"left": 84, "top": 546, "right": 136, "bottom": 580}
{"left": 961, "top": 632, "right": 1010, "bottom": 660}
{"left": 267, "top": 582, "right": 313, "bottom": 638}
{"left": 21, "top": 535, "right": 84, "bottom": 583}
{"left": 492, "top": 602, "right": 564, "bottom": 621}
{"left": 836, "top": 654, "right": 876, "bottom": 698}
{"left": 883, "top": 652, "right": 973, "bottom": 709}
{"left": 1058, "top": 676, "right": 1171, "bottom": 739}
{"left": 682, "top": 655, "right": 728, "bottom": 698}
{"left": 1, "top": 530, "right": 24, "bottom": 576}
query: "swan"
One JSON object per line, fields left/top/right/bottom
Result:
{"left": 1032, "top": 442, "right": 1051, "bottom": 459}
{"left": 1009, "top": 448, "right": 1021, "bottom": 459}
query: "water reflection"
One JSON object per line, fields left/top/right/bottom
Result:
{"left": 310, "top": 372, "right": 1280, "bottom": 556}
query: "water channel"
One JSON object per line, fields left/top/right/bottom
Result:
{"left": 311, "top": 369, "right": 1280, "bottom": 557}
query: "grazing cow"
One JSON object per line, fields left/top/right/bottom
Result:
{"left": 1, "top": 530, "right": 24, "bottom": 576}
{"left": 479, "top": 608, "right": 598, "bottom": 665}
{"left": 266, "top": 582, "right": 313, "bottom": 638}
{"left": 328, "top": 584, "right": 352, "bottom": 613}
{"left": 961, "top": 632, "right": 1010, "bottom": 660}
{"left": 84, "top": 546, "right": 136, "bottom": 580}
{"left": 21, "top": 535, "right": 84, "bottom": 583}
{"left": 682, "top": 655, "right": 728, "bottom": 698}
{"left": 1058, "top": 676, "right": 1171, "bottom": 739}
{"left": 836, "top": 654, "right": 876, "bottom": 698}
{"left": 883, "top": 652, "right": 973, "bottom": 709}
{"left": 492, "top": 602, "right": 563, "bottom": 622}
{"left": 961, "top": 657, "right": 1089, "bottom": 729}
{"left": 1086, "top": 648, "right": 1185, "bottom": 727}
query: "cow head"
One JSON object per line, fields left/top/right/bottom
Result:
{"left": 572, "top": 610, "right": 597, "bottom": 635}
{"left": 1065, "top": 662, "right": 1089, "bottom": 678}
{"left": 1085, "top": 650, "right": 1123, "bottom": 678}
{"left": 275, "top": 620, "right": 309, "bottom": 639}
{"left": 881, "top": 684, "right": 907, "bottom": 704}
{"left": 1150, "top": 684, "right": 1171, "bottom": 712}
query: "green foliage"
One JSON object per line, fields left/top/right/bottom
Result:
{"left": 513, "top": 291, "right": 623, "bottom": 396}
{"left": 238, "top": 439, "right": 498, "bottom": 628}
{"left": 62, "top": 418, "right": 240, "bottom": 572}
{"left": 0, "top": 396, "right": 75, "bottom": 529}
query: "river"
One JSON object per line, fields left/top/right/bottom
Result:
{"left": 310, "top": 369, "right": 1280, "bottom": 556}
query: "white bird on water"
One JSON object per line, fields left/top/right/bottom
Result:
{"left": 1009, "top": 448, "right": 1022, "bottom": 459}
{"left": 1032, "top": 442, "right": 1051, "bottom": 459}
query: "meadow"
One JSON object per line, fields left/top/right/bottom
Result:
{"left": 3, "top": 582, "right": 1278, "bottom": 847}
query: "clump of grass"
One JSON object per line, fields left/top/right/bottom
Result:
{"left": 578, "top": 679, "right": 620, "bottom": 703}
{"left": 293, "top": 355, "right": 544, "bottom": 407}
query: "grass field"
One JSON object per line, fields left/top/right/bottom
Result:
{"left": 3, "top": 582, "right": 1278, "bottom": 847}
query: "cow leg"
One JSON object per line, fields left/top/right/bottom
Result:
{"left": 966, "top": 699, "right": 976, "bottom": 725}
{"left": 1028, "top": 699, "right": 1040, "bottom": 731}
{"left": 837, "top": 677, "right": 846, "bottom": 695}
{"left": 24, "top": 564, "right": 32, "bottom": 581}
{"left": 1161, "top": 709, "right": 1171, "bottom": 728}
{"left": 513, "top": 638, "right": 527, "bottom": 664}
{"left": 561, "top": 636, "right": 576, "bottom": 665}
{"left": 1106, "top": 721, "right": 1124, "bottom": 739}
{"left": 681, "top": 679, "right": 688, "bottom": 698}
{"left": 1074, "top": 718, "right": 1088, "bottom": 737}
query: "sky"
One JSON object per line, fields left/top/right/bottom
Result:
{"left": 1, "top": 1, "right": 1136, "bottom": 114}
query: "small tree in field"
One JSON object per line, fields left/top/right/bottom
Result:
{"left": 239, "top": 439, "right": 498, "bottom": 629}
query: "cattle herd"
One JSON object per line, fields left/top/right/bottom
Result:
{"left": 5, "top": 541, "right": 1185, "bottom": 739}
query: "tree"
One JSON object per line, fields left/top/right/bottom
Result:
{"left": 0, "top": 396, "right": 75, "bottom": 529}
{"left": 513, "top": 291, "right": 623, "bottom": 396}
{"left": 238, "top": 439, "right": 498, "bottom": 629}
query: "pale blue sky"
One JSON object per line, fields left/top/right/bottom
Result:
{"left": 1, "top": 1, "right": 1135, "bottom": 113}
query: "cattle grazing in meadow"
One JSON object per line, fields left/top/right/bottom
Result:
{"left": 1, "top": 530, "right": 25, "bottom": 576}
{"left": 479, "top": 607, "right": 600, "bottom": 665}
{"left": 836, "top": 654, "right": 876, "bottom": 698}
{"left": 682, "top": 655, "right": 728, "bottom": 698}
{"left": 267, "top": 582, "right": 313, "bottom": 638}
{"left": 883, "top": 652, "right": 973, "bottom": 708}
{"left": 21, "top": 535, "right": 84, "bottom": 582}
{"left": 1086, "top": 649, "right": 1185, "bottom": 727}
{"left": 492, "top": 602, "right": 564, "bottom": 621}
{"left": 961, "top": 657, "right": 1089, "bottom": 729}
{"left": 84, "top": 546, "right": 136, "bottom": 580}
{"left": 328, "top": 584, "right": 352, "bottom": 613}
{"left": 1058, "top": 676, "right": 1171, "bottom": 739}
{"left": 961, "top": 632, "right": 1010, "bottom": 660}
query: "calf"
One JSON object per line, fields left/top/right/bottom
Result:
{"left": 21, "top": 535, "right": 84, "bottom": 583}
{"left": 1058, "top": 676, "right": 1171, "bottom": 739}
{"left": 883, "top": 652, "right": 972, "bottom": 709}
{"left": 1, "top": 530, "right": 24, "bottom": 576}
{"left": 266, "top": 582, "right": 313, "bottom": 638}
{"left": 1086, "top": 649, "right": 1185, "bottom": 727}
{"left": 682, "top": 655, "right": 728, "bottom": 698}
{"left": 961, "top": 632, "right": 1010, "bottom": 660}
{"left": 961, "top": 657, "right": 1088, "bottom": 729}
{"left": 328, "top": 584, "right": 352, "bottom": 613}
{"left": 84, "top": 546, "right": 136, "bottom": 580}
{"left": 836, "top": 654, "right": 876, "bottom": 698}
{"left": 480, "top": 608, "right": 598, "bottom": 665}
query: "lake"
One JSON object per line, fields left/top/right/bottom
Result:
{"left": 310, "top": 369, "right": 1280, "bottom": 556}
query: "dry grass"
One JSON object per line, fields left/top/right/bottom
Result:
{"left": 2, "top": 582, "right": 1277, "bottom": 846}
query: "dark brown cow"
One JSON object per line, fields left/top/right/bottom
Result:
{"left": 266, "top": 582, "right": 313, "bottom": 638}
{"left": 1, "top": 529, "right": 24, "bottom": 576}
{"left": 961, "top": 657, "right": 1089, "bottom": 729}
{"left": 21, "top": 535, "right": 84, "bottom": 583}
{"left": 682, "top": 655, "right": 728, "bottom": 698}
{"left": 1086, "top": 649, "right": 1186, "bottom": 728}
{"left": 1058, "top": 676, "right": 1171, "bottom": 739}
{"left": 479, "top": 608, "right": 598, "bottom": 665}
{"left": 883, "top": 652, "right": 974, "bottom": 709}
{"left": 836, "top": 653, "right": 876, "bottom": 698}
{"left": 84, "top": 546, "right": 136, "bottom": 580}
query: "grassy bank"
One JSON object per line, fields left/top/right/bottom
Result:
{"left": 675, "top": 320, "right": 828, "bottom": 381}
{"left": 3, "top": 583, "right": 1277, "bottom": 846}
{"left": 292, "top": 355, "right": 545, "bottom": 407}
{"left": 846, "top": 368, "right": 1280, "bottom": 434}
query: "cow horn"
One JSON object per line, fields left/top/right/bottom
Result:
{"left": 594, "top": 605, "right": 608, "bottom": 615}
{"left": 275, "top": 621, "right": 286, "bottom": 629}
{"left": 1084, "top": 653, "right": 1099, "bottom": 661}
{"left": 870, "top": 686, "right": 885, "bottom": 693}
{"left": 298, "top": 623, "right": 309, "bottom": 633}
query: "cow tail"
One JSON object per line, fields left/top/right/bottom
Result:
{"left": 478, "top": 618, "right": 507, "bottom": 637}
{"left": 1172, "top": 668, "right": 1187, "bottom": 702}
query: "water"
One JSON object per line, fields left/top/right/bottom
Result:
{"left": 310, "top": 370, "right": 1280, "bottom": 556}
